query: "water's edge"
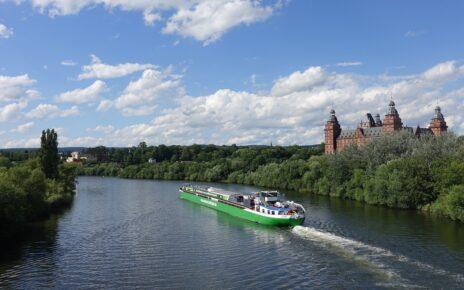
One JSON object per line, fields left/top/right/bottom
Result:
{"left": 1, "top": 177, "right": 463, "bottom": 289}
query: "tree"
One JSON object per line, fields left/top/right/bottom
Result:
{"left": 40, "top": 129, "right": 60, "bottom": 179}
{"left": 139, "top": 141, "right": 147, "bottom": 150}
{"left": 365, "top": 157, "right": 436, "bottom": 208}
{"left": 443, "top": 185, "right": 464, "bottom": 222}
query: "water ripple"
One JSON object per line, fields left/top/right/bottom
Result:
{"left": 1, "top": 177, "right": 464, "bottom": 289}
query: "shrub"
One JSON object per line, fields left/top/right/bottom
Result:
{"left": 365, "top": 157, "right": 436, "bottom": 208}
{"left": 443, "top": 185, "right": 464, "bottom": 222}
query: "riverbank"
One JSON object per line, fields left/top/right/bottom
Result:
{"left": 2, "top": 176, "right": 463, "bottom": 289}
{"left": 0, "top": 159, "right": 76, "bottom": 241}
{"left": 77, "top": 132, "right": 464, "bottom": 223}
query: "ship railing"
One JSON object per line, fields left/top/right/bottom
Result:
{"left": 212, "top": 194, "right": 246, "bottom": 209}
{"left": 184, "top": 187, "right": 247, "bottom": 209}
{"left": 181, "top": 185, "right": 258, "bottom": 210}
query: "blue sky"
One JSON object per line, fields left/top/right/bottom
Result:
{"left": 0, "top": 0, "right": 463, "bottom": 147}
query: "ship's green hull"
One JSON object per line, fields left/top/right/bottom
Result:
{"left": 180, "top": 191, "right": 304, "bottom": 226}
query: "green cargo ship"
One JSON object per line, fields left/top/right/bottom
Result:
{"left": 180, "top": 186, "right": 305, "bottom": 226}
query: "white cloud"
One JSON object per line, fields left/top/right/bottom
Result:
{"left": 55, "top": 80, "right": 106, "bottom": 104}
{"left": 271, "top": 66, "right": 328, "bottom": 97}
{"left": 336, "top": 61, "right": 363, "bottom": 67}
{"left": 78, "top": 54, "right": 156, "bottom": 79}
{"left": 250, "top": 74, "right": 257, "bottom": 85}
{"left": 4, "top": 60, "right": 464, "bottom": 147}
{"left": 0, "top": 23, "right": 13, "bottom": 39}
{"left": 114, "top": 68, "right": 184, "bottom": 116}
{"left": 13, "top": 0, "right": 279, "bottom": 44}
{"left": 421, "top": 61, "right": 463, "bottom": 82}
{"left": 12, "top": 121, "right": 34, "bottom": 133}
{"left": 61, "top": 59, "right": 77, "bottom": 66}
{"left": 163, "top": 0, "right": 275, "bottom": 45}
{"left": 58, "top": 136, "right": 103, "bottom": 147}
{"left": 143, "top": 10, "right": 161, "bottom": 26}
{"left": 405, "top": 30, "right": 427, "bottom": 38}
{"left": 86, "top": 124, "right": 114, "bottom": 133}
{"left": 3, "top": 137, "right": 40, "bottom": 148}
{"left": 0, "top": 74, "right": 37, "bottom": 102}
{"left": 96, "top": 99, "right": 113, "bottom": 112}
{"left": 88, "top": 60, "right": 464, "bottom": 146}
{"left": 27, "top": 104, "right": 79, "bottom": 119}
{"left": 26, "top": 89, "right": 41, "bottom": 99}
{"left": 119, "top": 106, "right": 157, "bottom": 117}
{"left": 0, "top": 101, "right": 27, "bottom": 121}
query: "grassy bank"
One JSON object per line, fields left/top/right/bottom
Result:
{"left": 78, "top": 132, "right": 464, "bottom": 223}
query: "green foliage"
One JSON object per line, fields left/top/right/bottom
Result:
{"left": 82, "top": 143, "right": 322, "bottom": 166}
{"left": 431, "top": 159, "right": 464, "bottom": 193}
{"left": 344, "top": 168, "right": 366, "bottom": 201}
{"left": 0, "top": 158, "right": 77, "bottom": 239}
{"left": 80, "top": 144, "right": 324, "bottom": 183}
{"left": 0, "top": 156, "right": 11, "bottom": 168}
{"left": 0, "top": 150, "right": 38, "bottom": 163}
{"left": 364, "top": 157, "right": 435, "bottom": 208}
{"left": 428, "top": 185, "right": 464, "bottom": 222}
{"left": 442, "top": 185, "right": 464, "bottom": 222}
{"left": 40, "top": 129, "right": 60, "bottom": 179}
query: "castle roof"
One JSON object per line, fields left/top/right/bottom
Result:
{"left": 337, "top": 127, "right": 383, "bottom": 139}
{"left": 417, "top": 127, "right": 432, "bottom": 135}
{"left": 403, "top": 126, "right": 432, "bottom": 135}
{"left": 364, "top": 127, "right": 383, "bottom": 137}
{"left": 337, "top": 126, "right": 433, "bottom": 140}
{"left": 433, "top": 106, "right": 444, "bottom": 120}
{"left": 387, "top": 100, "right": 399, "bottom": 115}
{"left": 374, "top": 113, "right": 382, "bottom": 126}
{"left": 338, "top": 130, "right": 355, "bottom": 138}
{"left": 328, "top": 109, "right": 338, "bottom": 122}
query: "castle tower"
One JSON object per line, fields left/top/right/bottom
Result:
{"left": 324, "top": 109, "right": 341, "bottom": 154}
{"left": 429, "top": 106, "right": 448, "bottom": 135}
{"left": 374, "top": 113, "right": 382, "bottom": 126}
{"left": 382, "top": 100, "right": 403, "bottom": 133}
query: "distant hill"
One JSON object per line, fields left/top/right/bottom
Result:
{"left": 0, "top": 144, "right": 321, "bottom": 153}
{"left": 0, "top": 147, "right": 87, "bottom": 153}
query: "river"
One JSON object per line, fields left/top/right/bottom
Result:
{"left": 1, "top": 176, "right": 463, "bottom": 289}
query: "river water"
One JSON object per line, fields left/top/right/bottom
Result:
{"left": 1, "top": 176, "right": 463, "bottom": 289}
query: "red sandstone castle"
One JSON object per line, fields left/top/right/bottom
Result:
{"left": 324, "top": 100, "right": 448, "bottom": 154}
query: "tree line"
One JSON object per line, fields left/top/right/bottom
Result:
{"left": 0, "top": 129, "right": 77, "bottom": 241}
{"left": 78, "top": 132, "right": 464, "bottom": 223}
{"left": 78, "top": 144, "right": 323, "bottom": 181}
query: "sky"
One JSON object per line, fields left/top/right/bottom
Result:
{"left": 0, "top": 0, "right": 463, "bottom": 148}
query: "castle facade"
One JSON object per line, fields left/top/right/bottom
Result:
{"left": 324, "top": 101, "right": 448, "bottom": 154}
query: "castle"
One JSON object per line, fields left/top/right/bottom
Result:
{"left": 324, "top": 100, "right": 448, "bottom": 154}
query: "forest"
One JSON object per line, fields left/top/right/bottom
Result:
{"left": 78, "top": 132, "right": 464, "bottom": 222}
{"left": 0, "top": 130, "right": 76, "bottom": 240}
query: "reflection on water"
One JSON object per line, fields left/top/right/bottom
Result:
{"left": 1, "top": 177, "right": 463, "bottom": 289}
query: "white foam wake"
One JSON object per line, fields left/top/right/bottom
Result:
{"left": 292, "top": 225, "right": 394, "bottom": 257}
{"left": 292, "top": 226, "right": 403, "bottom": 284}
{"left": 292, "top": 225, "right": 464, "bottom": 287}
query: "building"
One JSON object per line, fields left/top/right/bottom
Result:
{"left": 324, "top": 100, "right": 448, "bottom": 154}
{"left": 66, "top": 151, "right": 88, "bottom": 163}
